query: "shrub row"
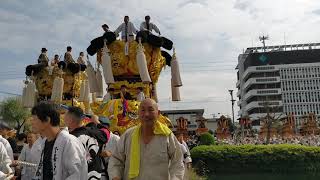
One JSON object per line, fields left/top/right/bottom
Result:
{"left": 191, "top": 144, "right": 320, "bottom": 176}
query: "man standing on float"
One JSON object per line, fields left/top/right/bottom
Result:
{"left": 114, "top": 16, "right": 138, "bottom": 42}
{"left": 140, "top": 15, "right": 161, "bottom": 35}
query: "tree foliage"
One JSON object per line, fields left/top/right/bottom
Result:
{"left": 0, "top": 97, "right": 30, "bottom": 133}
{"left": 199, "top": 132, "right": 215, "bottom": 146}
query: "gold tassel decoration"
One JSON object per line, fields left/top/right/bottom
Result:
{"left": 86, "top": 61, "right": 99, "bottom": 93}
{"left": 171, "top": 78, "right": 181, "bottom": 101}
{"left": 101, "top": 40, "right": 115, "bottom": 84}
{"left": 95, "top": 66, "right": 103, "bottom": 98}
{"left": 171, "top": 47, "right": 182, "bottom": 87}
{"left": 92, "top": 92, "right": 97, "bottom": 103}
{"left": 23, "top": 79, "right": 37, "bottom": 108}
{"left": 78, "top": 80, "right": 90, "bottom": 102}
{"left": 83, "top": 80, "right": 90, "bottom": 103}
{"left": 78, "top": 80, "right": 86, "bottom": 102}
{"left": 136, "top": 38, "right": 151, "bottom": 83}
{"left": 51, "top": 76, "right": 64, "bottom": 103}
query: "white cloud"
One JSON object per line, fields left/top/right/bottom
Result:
{"left": 1, "top": 0, "right": 320, "bottom": 118}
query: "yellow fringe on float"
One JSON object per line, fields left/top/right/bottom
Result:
{"left": 97, "top": 40, "right": 166, "bottom": 83}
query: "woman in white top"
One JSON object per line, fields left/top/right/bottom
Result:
{"left": 18, "top": 132, "right": 37, "bottom": 180}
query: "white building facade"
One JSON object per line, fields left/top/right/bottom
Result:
{"left": 236, "top": 43, "right": 320, "bottom": 127}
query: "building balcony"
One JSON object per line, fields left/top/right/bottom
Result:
{"left": 236, "top": 90, "right": 241, "bottom": 97}
{"left": 242, "top": 65, "right": 279, "bottom": 80}
{"left": 236, "top": 80, "right": 240, "bottom": 88}
{"left": 237, "top": 99, "right": 242, "bottom": 106}
{"left": 244, "top": 100, "right": 283, "bottom": 112}
{"left": 243, "top": 88, "right": 281, "bottom": 101}
{"left": 243, "top": 77, "right": 281, "bottom": 91}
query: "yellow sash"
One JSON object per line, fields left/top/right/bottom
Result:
{"left": 128, "top": 120, "right": 171, "bottom": 179}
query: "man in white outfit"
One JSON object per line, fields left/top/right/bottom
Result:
{"left": 140, "top": 15, "right": 161, "bottom": 35}
{"left": 31, "top": 102, "right": 88, "bottom": 180}
{"left": 98, "top": 117, "right": 120, "bottom": 180}
{"left": 177, "top": 134, "right": 192, "bottom": 179}
{"left": 114, "top": 16, "right": 138, "bottom": 42}
{"left": 0, "top": 134, "right": 13, "bottom": 161}
{"left": 0, "top": 142, "right": 13, "bottom": 179}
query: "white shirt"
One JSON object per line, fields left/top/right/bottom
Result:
{"left": 0, "top": 135, "right": 13, "bottom": 161}
{"left": 19, "top": 144, "right": 37, "bottom": 180}
{"left": 181, "top": 141, "right": 192, "bottom": 164}
{"left": 77, "top": 56, "right": 86, "bottom": 65}
{"left": 0, "top": 142, "right": 13, "bottom": 179}
{"left": 136, "top": 92, "right": 145, "bottom": 102}
{"left": 115, "top": 22, "right": 138, "bottom": 38}
{"left": 140, "top": 22, "right": 160, "bottom": 35}
{"left": 103, "top": 133, "right": 120, "bottom": 163}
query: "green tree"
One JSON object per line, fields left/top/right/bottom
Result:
{"left": 0, "top": 97, "right": 30, "bottom": 134}
{"left": 199, "top": 132, "right": 215, "bottom": 145}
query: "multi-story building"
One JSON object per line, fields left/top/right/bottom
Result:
{"left": 236, "top": 43, "right": 320, "bottom": 126}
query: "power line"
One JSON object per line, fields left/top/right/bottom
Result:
{"left": 181, "top": 61, "right": 237, "bottom": 65}
{"left": 0, "top": 91, "right": 21, "bottom": 96}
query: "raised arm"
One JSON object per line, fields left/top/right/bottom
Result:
{"left": 152, "top": 23, "right": 161, "bottom": 35}
{"left": 140, "top": 22, "right": 147, "bottom": 31}
{"left": 114, "top": 23, "right": 123, "bottom": 36}
{"left": 131, "top": 22, "right": 139, "bottom": 34}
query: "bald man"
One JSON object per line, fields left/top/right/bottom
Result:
{"left": 108, "top": 98, "right": 184, "bottom": 180}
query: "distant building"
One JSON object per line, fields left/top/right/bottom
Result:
{"left": 161, "top": 109, "right": 204, "bottom": 134}
{"left": 236, "top": 43, "right": 320, "bottom": 127}
{"left": 206, "top": 117, "right": 218, "bottom": 132}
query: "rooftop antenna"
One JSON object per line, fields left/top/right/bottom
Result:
{"left": 259, "top": 35, "right": 269, "bottom": 52}
{"left": 251, "top": 36, "right": 254, "bottom": 47}
{"left": 283, "top": 33, "right": 286, "bottom": 50}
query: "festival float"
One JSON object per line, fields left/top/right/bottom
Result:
{"left": 300, "top": 113, "right": 320, "bottom": 135}
{"left": 22, "top": 30, "right": 182, "bottom": 134}
{"left": 281, "top": 113, "right": 296, "bottom": 137}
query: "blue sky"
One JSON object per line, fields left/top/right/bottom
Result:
{"left": 1, "top": 0, "right": 320, "bottom": 118}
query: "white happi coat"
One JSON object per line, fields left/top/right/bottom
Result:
{"left": 108, "top": 127, "right": 185, "bottom": 180}
{"left": 0, "top": 135, "right": 13, "bottom": 161}
{"left": 35, "top": 130, "right": 88, "bottom": 180}
{"left": 30, "top": 137, "right": 45, "bottom": 165}
{"left": 0, "top": 142, "right": 13, "bottom": 179}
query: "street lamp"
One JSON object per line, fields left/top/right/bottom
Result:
{"left": 228, "top": 90, "right": 236, "bottom": 125}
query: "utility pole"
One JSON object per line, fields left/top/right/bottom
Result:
{"left": 259, "top": 35, "right": 269, "bottom": 52}
{"left": 228, "top": 90, "right": 235, "bottom": 125}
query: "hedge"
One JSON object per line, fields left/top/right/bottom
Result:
{"left": 191, "top": 144, "right": 320, "bottom": 176}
